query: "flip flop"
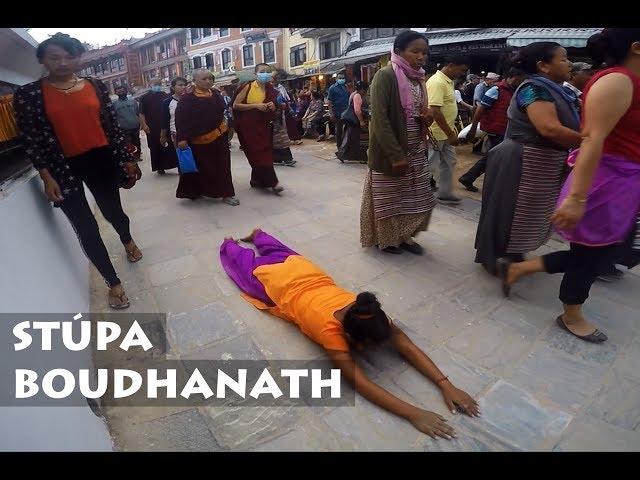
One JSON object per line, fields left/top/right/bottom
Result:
{"left": 108, "top": 291, "right": 130, "bottom": 310}
{"left": 497, "top": 258, "right": 512, "bottom": 298}
{"left": 556, "top": 315, "right": 608, "bottom": 343}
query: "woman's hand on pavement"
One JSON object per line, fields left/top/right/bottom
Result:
{"left": 440, "top": 383, "right": 480, "bottom": 417}
{"left": 407, "top": 409, "right": 456, "bottom": 440}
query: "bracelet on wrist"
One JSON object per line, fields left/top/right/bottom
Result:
{"left": 568, "top": 194, "right": 587, "bottom": 204}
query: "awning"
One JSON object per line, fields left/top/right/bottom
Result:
{"left": 506, "top": 28, "right": 602, "bottom": 48}
{"left": 426, "top": 28, "right": 518, "bottom": 46}
{"left": 320, "top": 58, "right": 348, "bottom": 75}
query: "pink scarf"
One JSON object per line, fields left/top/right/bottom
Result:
{"left": 390, "top": 50, "right": 428, "bottom": 120}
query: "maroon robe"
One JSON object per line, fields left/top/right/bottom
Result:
{"left": 174, "top": 89, "right": 234, "bottom": 199}
{"left": 139, "top": 90, "right": 178, "bottom": 171}
{"left": 232, "top": 81, "right": 280, "bottom": 188}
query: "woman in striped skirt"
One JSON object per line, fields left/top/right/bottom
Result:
{"left": 474, "top": 42, "right": 583, "bottom": 274}
{"left": 360, "top": 31, "right": 435, "bottom": 255}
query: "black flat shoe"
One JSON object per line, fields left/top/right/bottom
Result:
{"left": 381, "top": 246, "right": 403, "bottom": 254}
{"left": 556, "top": 315, "right": 608, "bottom": 343}
{"left": 400, "top": 242, "right": 424, "bottom": 255}
{"left": 497, "top": 258, "right": 512, "bottom": 298}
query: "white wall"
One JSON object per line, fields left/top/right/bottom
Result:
{"left": 0, "top": 28, "right": 113, "bottom": 452}
{"left": 0, "top": 172, "right": 113, "bottom": 451}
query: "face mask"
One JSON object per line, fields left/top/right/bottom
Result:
{"left": 256, "top": 72, "right": 272, "bottom": 83}
{"left": 336, "top": 79, "right": 346, "bottom": 85}
{"left": 151, "top": 85, "right": 162, "bottom": 92}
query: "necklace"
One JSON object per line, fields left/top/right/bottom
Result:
{"left": 48, "top": 76, "right": 80, "bottom": 94}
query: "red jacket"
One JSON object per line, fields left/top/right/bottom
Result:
{"left": 480, "top": 81, "right": 514, "bottom": 136}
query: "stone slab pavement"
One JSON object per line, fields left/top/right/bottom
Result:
{"left": 90, "top": 135, "right": 640, "bottom": 451}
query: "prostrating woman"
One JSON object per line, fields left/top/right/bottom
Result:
{"left": 13, "top": 33, "right": 143, "bottom": 309}
{"left": 474, "top": 42, "right": 582, "bottom": 275}
{"left": 232, "top": 63, "right": 284, "bottom": 194}
{"left": 360, "top": 30, "right": 436, "bottom": 255}
{"left": 336, "top": 80, "right": 369, "bottom": 163}
{"left": 221, "top": 228, "right": 480, "bottom": 439}
{"left": 498, "top": 29, "right": 640, "bottom": 344}
{"left": 174, "top": 69, "right": 238, "bottom": 205}
{"left": 139, "top": 78, "right": 178, "bottom": 174}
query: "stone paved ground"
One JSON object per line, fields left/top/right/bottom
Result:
{"left": 90, "top": 136, "right": 640, "bottom": 452}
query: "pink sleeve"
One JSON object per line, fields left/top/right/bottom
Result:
{"left": 353, "top": 93, "right": 363, "bottom": 114}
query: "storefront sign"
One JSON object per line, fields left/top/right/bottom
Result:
{"left": 430, "top": 41, "right": 508, "bottom": 53}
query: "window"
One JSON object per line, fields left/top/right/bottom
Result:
{"left": 241, "top": 28, "right": 252, "bottom": 32}
{"left": 202, "top": 28, "right": 212, "bottom": 37}
{"left": 161, "top": 66, "right": 169, "bottom": 79}
{"left": 219, "top": 28, "right": 230, "bottom": 37}
{"left": 205, "top": 53, "right": 214, "bottom": 69}
{"left": 118, "top": 57, "right": 125, "bottom": 71}
{"left": 242, "top": 45, "right": 255, "bottom": 67}
{"left": 361, "top": 28, "right": 402, "bottom": 41}
{"left": 289, "top": 44, "right": 306, "bottom": 67}
{"left": 319, "top": 34, "right": 340, "bottom": 60}
{"left": 190, "top": 28, "right": 201, "bottom": 44}
{"left": 221, "top": 49, "right": 232, "bottom": 70}
{"left": 193, "top": 56, "right": 202, "bottom": 69}
{"left": 169, "top": 64, "right": 176, "bottom": 78}
{"left": 262, "top": 40, "right": 275, "bottom": 63}
{"left": 361, "top": 28, "right": 376, "bottom": 41}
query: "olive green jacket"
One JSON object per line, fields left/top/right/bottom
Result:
{"left": 367, "top": 65, "right": 409, "bottom": 176}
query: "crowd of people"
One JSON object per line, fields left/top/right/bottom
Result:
{"left": 13, "top": 28, "right": 640, "bottom": 439}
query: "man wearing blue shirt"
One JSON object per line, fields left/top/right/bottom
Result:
{"left": 327, "top": 72, "right": 350, "bottom": 150}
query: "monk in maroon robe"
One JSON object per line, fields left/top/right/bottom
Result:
{"left": 139, "top": 78, "right": 178, "bottom": 173}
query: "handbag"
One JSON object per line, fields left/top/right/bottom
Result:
{"left": 341, "top": 97, "right": 359, "bottom": 126}
{"left": 176, "top": 146, "right": 198, "bottom": 174}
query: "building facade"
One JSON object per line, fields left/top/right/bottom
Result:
{"left": 293, "top": 28, "right": 356, "bottom": 91}
{"left": 129, "top": 28, "right": 189, "bottom": 88}
{"left": 79, "top": 40, "right": 142, "bottom": 93}
{"left": 186, "top": 28, "right": 284, "bottom": 86}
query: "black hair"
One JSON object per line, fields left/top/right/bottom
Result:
{"left": 510, "top": 42, "right": 564, "bottom": 74}
{"left": 169, "top": 76, "right": 187, "bottom": 94}
{"left": 354, "top": 80, "right": 368, "bottom": 91}
{"left": 443, "top": 54, "right": 472, "bottom": 67}
{"left": 588, "top": 28, "right": 640, "bottom": 69}
{"left": 393, "top": 30, "right": 428, "bottom": 53}
{"left": 36, "top": 33, "right": 86, "bottom": 61}
{"left": 311, "top": 90, "right": 323, "bottom": 100}
{"left": 114, "top": 84, "right": 127, "bottom": 91}
{"left": 343, "top": 292, "right": 392, "bottom": 345}
{"left": 506, "top": 67, "right": 527, "bottom": 79}
{"left": 254, "top": 63, "right": 271, "bottom": 73}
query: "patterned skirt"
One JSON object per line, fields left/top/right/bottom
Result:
{"left": 360, "top": 116, "right": 435, "bottom": 249}
{"left": 506, "top": 145, "right": 566, "bottom": 254}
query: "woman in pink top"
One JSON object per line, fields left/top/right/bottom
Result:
{"left": 336, "top": 81, "right": 369, "bottom": 162}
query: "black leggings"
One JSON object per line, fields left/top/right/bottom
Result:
{"left": 542, "top": 243, "right": 622, "bottom": 305}
{"left": 58, "top": 147, "right": 132, "bottom": 288}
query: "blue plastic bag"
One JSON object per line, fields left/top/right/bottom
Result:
{"left": 176, "top": 146, "right": 198, "bottom": 174}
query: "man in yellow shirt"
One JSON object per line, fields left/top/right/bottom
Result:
{"left": 426, "top": 55, "right": 471, "bottom": 204}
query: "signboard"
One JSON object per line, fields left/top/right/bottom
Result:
{"left": 430, "top": 40, "right": 508, "bottom": 54}
{"left": 302, "top": 60, "right": 320, "bottom": 76}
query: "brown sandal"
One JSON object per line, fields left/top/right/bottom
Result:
{"left": 125, "top": 243, "right": 143, "bottom": 263}
{"left": 108, "top": 290, "right": 130, "bottom": 309}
